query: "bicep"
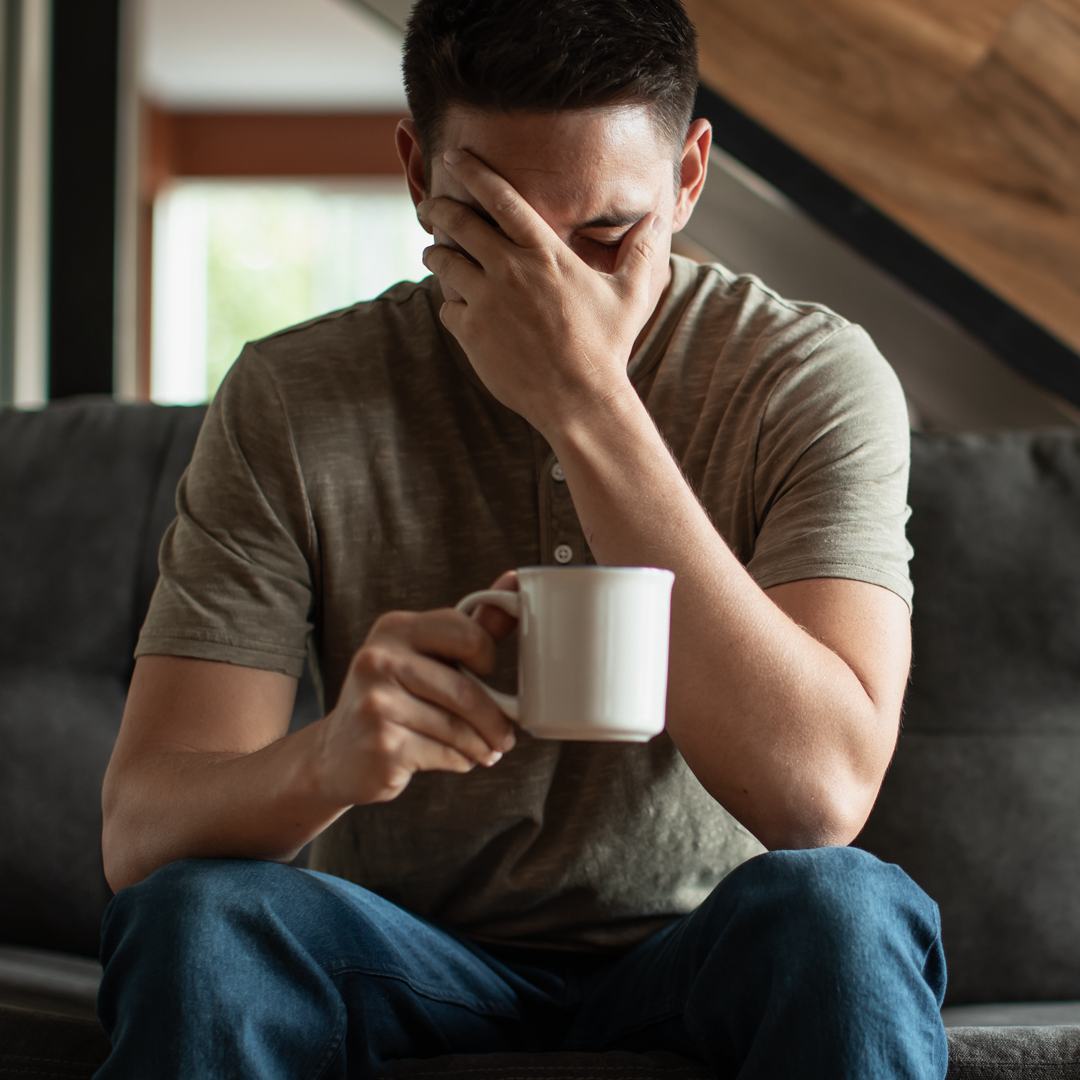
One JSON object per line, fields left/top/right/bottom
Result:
{"left": 765, "top": 577, "right": 911, "bottom": 723}
{"left": 110, "top": 655, "right": 298, "bottom": 772}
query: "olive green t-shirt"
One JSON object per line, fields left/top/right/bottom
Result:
{"left": 137, "top": 254, "right": 912, "bottom": 952}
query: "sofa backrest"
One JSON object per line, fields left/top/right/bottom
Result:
{"left": 858, "top": 430, "right": 1080, "bottom": 1005}
{"left": 0, "top": 401, "right": 207, "bottom": 683}
{"left": 4, "top": 403, "right": 1080, "bottom": 1001}
{"left": 0, "top": 401, "right": 210, "bottom": 956}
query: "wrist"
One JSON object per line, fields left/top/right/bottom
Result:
{"left": 542, "top": 377, "right": 655, "bottom": 466}
{"left": 537, "top": 372, "right": 644, "bottom": 455}
{"left": 293, "top": 714, "right": 354, "bottom": 816}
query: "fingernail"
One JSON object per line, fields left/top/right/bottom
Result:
{"left": 651, "top": 214, "right": 663, "bottom": 234}
{"left": 444, "top": 148, "right": 463, "bottom": 165}
{"left": 485, "top": 750, "right": 503, "bottom": 767}
{"left": 500, "top": 732, "right": 516, "bottom": 753}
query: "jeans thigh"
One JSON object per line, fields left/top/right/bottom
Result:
{"left": 297, "top": 870, "right": 576, "bottom": 1066}
{"left": 96, "top": 859, "right": 572, "bottom": 1080}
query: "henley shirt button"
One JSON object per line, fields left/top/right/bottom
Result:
{"left": 551, "top": 462, "right": 566, "bottom": 482}
{"left": 554, "top": 544, "right": 573, "bottom": 564}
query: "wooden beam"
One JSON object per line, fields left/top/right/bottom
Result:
{"left": 146, "top": 108, "right": 408, "bottom": 187}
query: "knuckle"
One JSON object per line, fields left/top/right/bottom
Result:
{"left": 375, "top": 610, "right": 413, "bottom": 637}
{"left": 369, "top": 717, "right": 405, "bottom": 759}
{"left": 447, "top": 202, "right": 473, "bottom": 230}
{"left": 458, "top": 620, "right": 491, "bottom": 662}
{"left": 449, "top": 675, "right": 482, "bottom": 716}
{"left": 359, "top": 685, "right": 396, "bottom": 722}
{"left": 356, "top": 643, "right": 394, "bottom": 678}
{"left": 493, "top": 189, "right": 517, "bottom": 216}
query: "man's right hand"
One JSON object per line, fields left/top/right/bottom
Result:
{"left": 314, "top": 600, "right": 518, "bottom": 807}
{"left": 102, "top": 575, "right": 519, "bottom": 892}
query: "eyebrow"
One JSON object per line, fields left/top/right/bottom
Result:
{"left": 576, "top": 212, "right": 644, "bottom": 230}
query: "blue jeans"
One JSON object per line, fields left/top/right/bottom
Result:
{"left": 94, "top": 847, "right": 947, "bottom": 1079}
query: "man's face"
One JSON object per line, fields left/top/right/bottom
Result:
{"left": 422, "top": 105, "right": 689, "bottom": 311}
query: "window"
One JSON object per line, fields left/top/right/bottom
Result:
{"left": 150, "top": 178, "right": 429, "bottom": 404}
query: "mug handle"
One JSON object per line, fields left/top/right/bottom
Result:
{"left": 455, "top": 590, "right": 521, "bottom": 721}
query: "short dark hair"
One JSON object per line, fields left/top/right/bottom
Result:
{"left": 403, "top": 0, "right": 699, "bottom": 159}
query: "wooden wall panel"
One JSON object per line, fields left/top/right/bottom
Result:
{"left": 686, "top": 0, "right": 1080, "bottom": 355}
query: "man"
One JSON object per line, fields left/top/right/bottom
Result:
{"left": 96, "top": 1, "right": 947, "bottom": 1077}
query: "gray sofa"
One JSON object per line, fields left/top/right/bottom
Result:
{"left": 1, "top": 398, "right": 1079, "bottom": 1079}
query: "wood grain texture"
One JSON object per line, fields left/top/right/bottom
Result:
{"left": 687, "top": 0, "right": 1080, "bottom": 354}
{"left": 145, "top": 107, "right": 407, "bottom": 186}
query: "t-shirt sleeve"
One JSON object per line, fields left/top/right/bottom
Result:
{"left": 135, "top": 347, "right": 316, "bottom": 676}
{"left": 746, "top": 323, "right": 914, "bottom": 609}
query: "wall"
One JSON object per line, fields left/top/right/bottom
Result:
{"left": 680, "top": 148, "right": 1079, "bottom": 431}
{"left": 685, "top": 0, "right": 1080, "bottom": 359}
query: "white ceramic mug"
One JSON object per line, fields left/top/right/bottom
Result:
{"left": 455, "top": 566, "right": 675, "bottom": 742}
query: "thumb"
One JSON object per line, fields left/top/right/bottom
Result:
{"left": 613, "top": 212, "right": 663, "bottom": 291}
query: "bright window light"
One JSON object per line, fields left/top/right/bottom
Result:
{"left": 151, "top": 179, "right": 430, "bottom": 404}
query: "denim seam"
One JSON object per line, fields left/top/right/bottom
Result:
{"left": 585, "top": 1001, "right": 687, "bottom": 1044}
{"left": 325, "top": 963, "right": 519, "bottom": 1019}
{"left": 307, "top": 1011, "right": 347, "bottom": 1080}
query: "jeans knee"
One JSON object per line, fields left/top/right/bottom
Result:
{"left": 743, "top": 847, "right": 934, "bottom": 931}
{"left": 701, "top": 847, "right": 944, "bottom": 992}
{"left": 102, "top": 858, "right": 297, "bottom": 963}
{"left": 677, "top": 849, "right": 947, "bottom": 1078}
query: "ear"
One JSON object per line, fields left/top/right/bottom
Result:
{"left": 395, "top": 119, "right": 432, "bottom": 233}
{"left": 672, "top": 118, "right": 712, "bottom": 233}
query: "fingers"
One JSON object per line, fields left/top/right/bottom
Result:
{"left": 614, "top": 212, "right": 663, "bottom": 289}
{"left": 364, "top": 609, "right": 517, "bottom": 753}
{"left": 437, "top": 148, "right": 553, "bottom": 250}
{"left": 473, "top": 571, "right": 519, "bottom": 641}
{"left": 358, "top": 669, "right": 504, "bottom": 770}
{"left": 358, "top": 682, "right": 486, "bottom": 773}
{"left": 422, "top": 242, "right": 484, "bottom": 297}
{"left": 419, "top": 197, "right": 504, "bottom": 269}
{"left": 376, "top": 608, "right": 497, "bottom": 673}
{"left": 363, "top": 641, "right": 514, "bottom": 757}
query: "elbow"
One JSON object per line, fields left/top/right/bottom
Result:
{"left": 101, "top": 772, "right": 151, "bottom": 894}
{"left": 102, "top": 819, "right": 159, "bottom": 894}
{"left": 758, "top": 770, "right": 883, "bottom": 852}
{"left": 101, "top": 807, "right": 137, "bottom": 894}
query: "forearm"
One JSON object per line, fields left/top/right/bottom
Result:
{"left": 102, "top": 720, "right": 345, "bottom": 892}
{"left": 545, "top": 384, "right": 900, "bottom": 849}
{"left": 104, "top": 623, "right": 517, "bottom": 893}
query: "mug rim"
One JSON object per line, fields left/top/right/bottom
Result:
{"left": 516, "top": 565, "right": 673, "bottom": 579}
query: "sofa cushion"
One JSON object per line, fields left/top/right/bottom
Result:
{"left": 3, "top": 1015, "right": 1077, "bottom": 1080}
{"left": 0, "top": 672, "right": 124, "bottom": 956}
{"left": 944, "top": 1005, "right": 1080, "bottom": 1028}
{"left": 858, "top": 431, "right": 1080, "bottom": 1004}
{"left": 382, "top": 1052, "right": 714, "bottom": 1080}
{"left": 0, "top": 401, "right": 206, "bottom": 680}
{"left": 0, "top": 1005, "right": 110, "bottom": 1078}
{"left": 380, "top": 1041, "right": 1080, "bottom": 1080}
{"left": 945, "top": 1027, "right": 1080, "bottom": 1079}
{"left": 0, "top": 947, "right": 100, "bottom": 1019}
